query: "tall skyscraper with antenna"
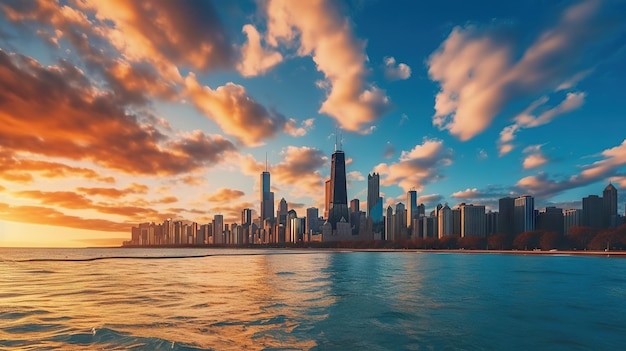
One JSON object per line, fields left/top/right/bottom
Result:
{"left": 260, "top": 155, "right": 274, "bottom": 223}
{"left": 328, "top": 131, "right": 349, "bottom": 229}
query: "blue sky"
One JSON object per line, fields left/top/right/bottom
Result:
{"left": 0, "top": 0, "right": 625, "bottom": 246}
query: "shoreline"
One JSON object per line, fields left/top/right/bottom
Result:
{"left": 111, "top": 245, "right": 626, "bottom": 257}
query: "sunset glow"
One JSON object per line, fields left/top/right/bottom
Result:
{"left": 0, "top": 0, "right": 625, "bottom": 247}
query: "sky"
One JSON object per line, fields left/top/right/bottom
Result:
{"left": 1, "top": 0, "right": 625, "bottom": 247}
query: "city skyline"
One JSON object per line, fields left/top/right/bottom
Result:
{"left": 1, "top": 0, "right": 625, "bottom": 247}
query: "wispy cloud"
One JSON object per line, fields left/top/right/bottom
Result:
{"left": 428, "top": 0, "right": 610, "bottom": 141}
{"left": 517, "top": 138, "right": 626, "bottom": 198}
{"left": 499, "top": 93, "right": 585, "bottom": 155}
{"left": 522, "top": 144, "right": 549, "bottom": 169}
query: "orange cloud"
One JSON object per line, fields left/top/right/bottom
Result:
{"left": 14, "top": 189, "right": 163, "bottom": 221}
{"left": 185, "top": 74, "right": 294, "bottom": 146}
{"left": 374, "top": 139, "right": 453, "bottom": 192}
{"left": 209, "top": 202, "right": 256, "bottom": 224}
{"left": 0, "top": 202, "right": 130, "bottom": 232}
{"left": 237, "top": 24, "right": 283, "bottom": 77}
{"left": 76, "top": 183, "right": 148, "bottom": 198}
{"left": 0, "top": 149, "right": 115, "bottom": 183}
{"left": 207, "top": 188, "right": 246, "bottom": 202}
{"left": 240, "top": 146, "right": 329, "bottom": 201}
{"left": 264, "top": 0, "right": 391, "bottom": 133}
{"left": 155, "top": 196, "right": 178, "bottom": 204}
{"left": 78, "top": 0, "right": 235, "bottom": 73}
{"left": 451, "top": 188, "right": 483, "bottom": 199}
{"left": 0, "top": 51, "right": 236, "bottom": 175}
{"left": 522, "top": 145, "right": 549, "bottom": 170}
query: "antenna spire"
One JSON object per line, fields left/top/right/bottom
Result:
{"left": 265, "top": 152, "right": 268, "bottom": 172}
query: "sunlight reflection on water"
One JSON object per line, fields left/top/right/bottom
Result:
{"left": 1, "top": 248, "right": 626, "bottom": 350}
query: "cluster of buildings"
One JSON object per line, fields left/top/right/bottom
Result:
{"left": 125, "top": 144, "right": 623, "bottom": 246}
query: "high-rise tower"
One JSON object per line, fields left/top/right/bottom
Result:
{"left": 603, "top": 183, "right": 618, "bottom": 228}
{"left": 407, "top": 189, "right": 418, "bottom": 226}
{"left": 367, "top": 172, "right": 384, "bottom": 235}
{"left": 514, "top": 195, "right": 535, "bottom": 234}
{"left": 260, "top": 156, "right": 274, "bottom": 223}
{"left": 328, "top": 137, "right": 349, "bottom": 229}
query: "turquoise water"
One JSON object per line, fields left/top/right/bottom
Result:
{"left": 1, "top": 248, "right": 625, "bottom": 350}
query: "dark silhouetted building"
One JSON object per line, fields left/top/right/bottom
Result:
{"left": 603, "top": 183, "right": 618, "bottom": 227}
{"left": 582, "top": 195, "right": 603, "bottom": 228}
{"left": 536, "top": 207, "right": 564, "bottom": 235}
{"left": 498, "top": 197, "right": 515, "bottom": 235}
{"left": 328, "top": 146, "right": 349, "bottom": 229}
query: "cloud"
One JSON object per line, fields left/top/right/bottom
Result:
{"left": 399, "top": 113, "right": 409, "bottom": 126}
{"left": 347, "top": 171, "right": 365, "bottom": 181}
{"left": 428, "top": 0, "right": 612, "bottom": 141}
{"left": 516, "top": 139, "right": 626, "bottom": 198}
{"left": 240, "top": 146, "right": 329, "bottom": 200}
{"left": 1, "top": 0, "right": 179, "bottom": 105}
{"left": 155, "top": 196, "right": 178, "bottom": 204}
{"left": 237, "top": 24, "right": 283, "bottom": 77}
{"left": 499, "top": 92, "right": 585, "bottom": 155}
{"left": 185, "top": 74, "right": 292, "bottom": 146}
{"left": 374, "top": 139, "right": 453, "bottom": 192}
{"left": 77, "top": 0, "right": 235, "bottom": 73}
{"left": 285, "top": 118, "right": 315, "bottom": 137}
{"left": 477, "top": 149, "right": 488, "bottom": 160}
{"left": 418, "top": 194, "right": 444, "bottom": 206}
{"left": 207, "top": 188, "right": 246, "bottom": 202}
{"left": 0, "top": 51, "right": 236, "bottom": 175}
{"left": 451, "top": 188, "right": 483, "bottom": 199}
{"left": 0, "top": 202, "right": 129, "bottom": 232}
{"left": 14, "top": 189, "right": 161, "bottom": 220}
{"left": 522, "top": 144, "right": 549, "bottom": 169}
{"left": 383, "top": 56, "right": 411, "bottom": 81}
{"left": 264, "top": 0, "right": 391, "bottom": 133}
{"left": 209, "top": 201, "right": 255, "bottom": 224}
{"left": 76, "top": 183, "right": 149, "bottom": 198}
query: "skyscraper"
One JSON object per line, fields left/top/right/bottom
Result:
{"left": 328, "top": 143, "right": 349, "bottom": 229}
{"left": 514, "top": 195, "right": 535, "bottom": 234}
{"left": 213, "top": 214, "right": 224, "bottom": 245}
{"left": 367, "top": 173, "right": 380, "bottom": 218}
{"left": 350, "top": 199, "right": 360, "bottom": 213}
{"left": 498, "top": 197, "right": 515, "bottom": 235}
{"left": 241, "top": 208, "right": 252, "bottom": 226}
{"left": 603, "top": 183, "right": 618, "bottom": 227}
{"left": 367, "top": 173, "right": 384, "bottom": 235}
{"left": 407, "top": 189, "right": 418, "bottom": 227}
{"left": 306, "top": 207, "right": 319, "bottom": 236}
{"left": 260, "top": 160, "right": 274, "bottom": 223}
{"left": 582, "top": 194, "right": 603, "bottom": 228}
{"left": 438, "top": 203, "right": 453, "bottom": 238}
{"left": 385, "top": 205, "right": 393, "bottom": 240}
{"left": 460, "top": 204, "right": 486, "bottom": 237}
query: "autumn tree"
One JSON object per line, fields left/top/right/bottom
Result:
{"left": 567, "top": 226, "right": 600, "bottom": 250}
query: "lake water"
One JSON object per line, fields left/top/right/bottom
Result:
{"left": 1, "top": 248, "right": 625, "bottom": 350}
